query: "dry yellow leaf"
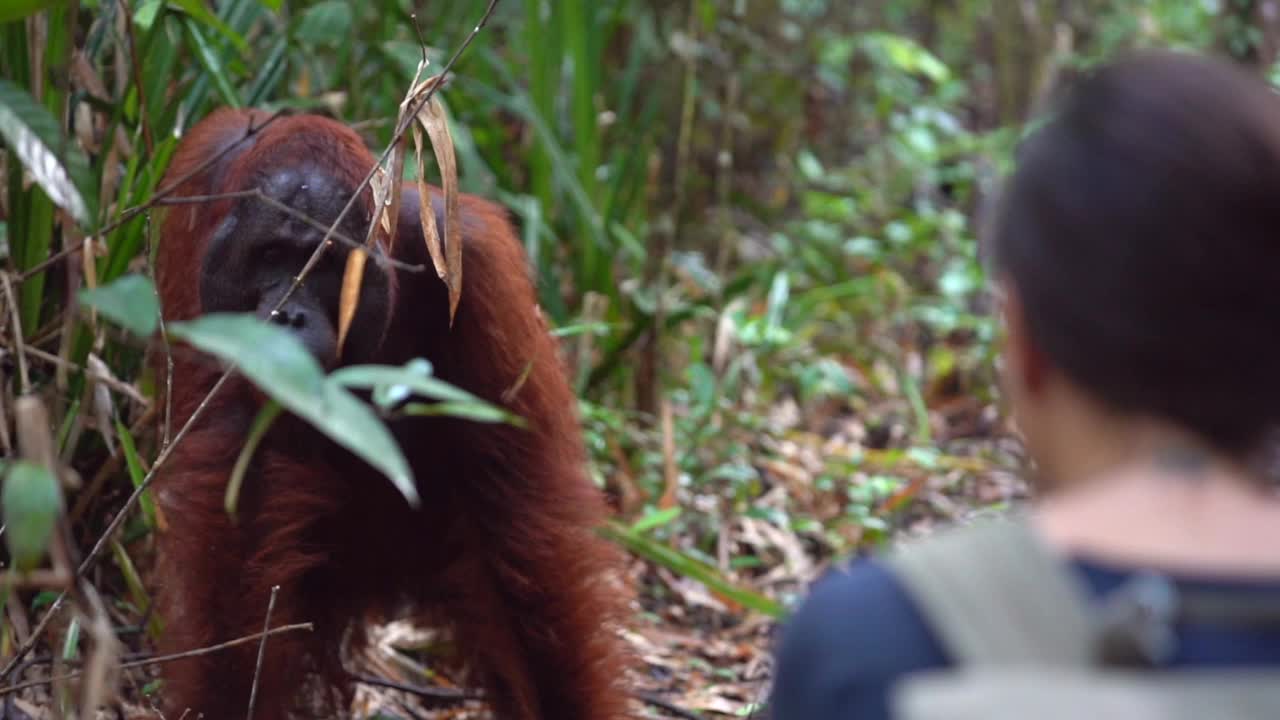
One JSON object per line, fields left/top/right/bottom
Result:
{"left": 337, "top": 246, "right": 368, "bottom": 355}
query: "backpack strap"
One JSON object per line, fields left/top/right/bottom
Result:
{"left": 882, "top": 512, "right": 1098, "bottom": 665}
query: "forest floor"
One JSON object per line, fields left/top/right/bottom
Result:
{"left": 4, "top": 378, "right": 1028, "bottom": 720}
{"left": 349, "top": 399, "right": 1029, "bottom": 719}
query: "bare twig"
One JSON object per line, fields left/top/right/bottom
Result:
{"left": 6, "top": 345, "right": 147, "bottom": 406}
{"left": 245, "top": 586, "right": 280, "bottom": 720}
{"left": 0, "top": 1, "right": 501, "bottom": 682}
{"left": 153, "top": 191, "right": 425, "bottom": 273}
{"left": 0, "top": 622, "right": 314, "bottom": 696}
{"left": 0, "top": 273, "right": 30, "bottom": 393}
{"left": 350, "top": 673, "right": 478, "bottom": 703}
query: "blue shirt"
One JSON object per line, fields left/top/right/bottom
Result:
{"left": 769, "top": 555, "right": 1280, "bottom": 720}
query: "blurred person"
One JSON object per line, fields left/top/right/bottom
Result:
{"left": 768, "top": 49, "right": 1280, "bottom": 720}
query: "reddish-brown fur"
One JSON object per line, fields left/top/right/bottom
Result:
{"left": 150, "top": 108, "right": 633, "bottom": 719}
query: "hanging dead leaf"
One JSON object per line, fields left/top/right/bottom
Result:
{"left": 412, "top": 122, "right": 447, "bottom": 282}
{"left": 383, "top": 126, "right": 406, "bottom": 253}
{"left": 412, "top": 78, "right": 463, "bottom": 325}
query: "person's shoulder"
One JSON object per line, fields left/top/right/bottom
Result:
{"left": 768, "top": 556, "right": 950, "bottom": 719}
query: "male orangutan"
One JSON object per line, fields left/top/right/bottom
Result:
{"left": 149, "top": 107, "right": 632, "bottom": 720}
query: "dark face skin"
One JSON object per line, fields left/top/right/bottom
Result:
{"left": 199, "top": 162, "right": 392, "bottom": 369}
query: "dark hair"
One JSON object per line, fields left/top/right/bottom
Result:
{"left": 989, "top": 50, "right": 1280, "bottom": 458}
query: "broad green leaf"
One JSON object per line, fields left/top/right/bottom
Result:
{"left": 0, "top": 0, "right": 64, "bottom": 23}
{"left": 293, "top": 0, "right": 352, "bottom": 46}
{"left": 170, "top": 313, "right": 326, "bottom": 397}
{"left": 2, "top": 461, "right": 61, "bottom": 572}
{"left": 168, "top": 314, "right": 419, "bottom": 507}
{"left": 0, "top": 79, "right": 93, "bottom": 227}
{"left": 78, "top": 273, "right": 160, "bottom": 337}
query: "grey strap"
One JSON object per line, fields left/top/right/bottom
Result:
{"left": 882, "top": 513, "right": 1097, "bottom": 665}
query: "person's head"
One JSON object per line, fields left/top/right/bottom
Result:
{"left": 988, "top": 50, "right": 1280, "bottom": 490}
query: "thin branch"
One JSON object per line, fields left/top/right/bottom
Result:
{"left": 0, "top": 622, "right": 313, "bottom": 696}
{"left": 119, "top": 0, "right": 153, "bottom": 155}
{"left": 245, "top": 586, "right": 280, "bottom": 720}
{"left": 153, "top": 190, "right": 425, "bottom": 273}
{"left": 16, "top": 111, "right": 289, "bottom": 284}
{"left": 350, "top": 673, "right": 478, "bottom": 703}
{"left": 6, "top": 345, "right": 148, "bottom": 406}
{"left": 0, "top": 2, "right": 501, "bottom": 682}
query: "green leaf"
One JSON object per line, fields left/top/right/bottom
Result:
{"left": 226, "top": 400, "right": 283, "bottom": 519}
{"left": 294, "top": 0, "right": 353, "bottom": 46}
{"left": 2, "top": 461, "right": 61, "bottom": 572}
{"left": 167, "top": 0, "right": 249, "bottom": 53}
{"left": 630, "top": 506, "right": 682, "bottom": 534}
{"left": 0, "top": 79, "right": 93, "bottom": 227}
{"left": 601, "top": 521, "right": 784, "bottom": 618}
{"left": 78, "top": 273, "right": 160, "bottom": 337}
{"left": 181, "top": 17, "right": 241, "bottom": 108}
{"left": 115, "top": 418, "right": 156, "bottom": 526}
{"left": 168, "top": 314, "right": 419, "bottom": 507}
{"left": 401, "top": 401, "right": 525, "bottom": 427}
{"left": 0, "top": 0, "right": 64, "bottom": 24}
{"left": 330, "top": 360, "right": 524, "bottom": 426}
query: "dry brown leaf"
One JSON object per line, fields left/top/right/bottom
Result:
{"left": 412, "top": 121, "right": 447, "bottom": 282}
{"left": 383, "top": 127, "right": 406, "bottom": 253}
{"left": 413, "top": 82, "right": 463, "bottom": 325}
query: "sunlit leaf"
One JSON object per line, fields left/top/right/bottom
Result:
{"left": 630, "top": 506, "right": 682, "bottom": 534}
{"left": 336, "top": 246, "right": 367, "bottom": 357}
{"left": 78, "top": 273, "right": 159, "bottom": 337}
{"left": 2, "top": 461, "right": 61, "bottom": 572}
{"left": 0, "top": 79, "right": 93, "bottom": 227}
